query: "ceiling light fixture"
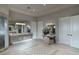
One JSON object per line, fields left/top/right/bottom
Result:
{"left": 16, "top": 23, "right": 26, "bottom": 25}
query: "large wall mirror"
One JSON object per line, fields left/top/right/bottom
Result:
{"left": 9, "top": 22, "right": 31, "bottom": 34}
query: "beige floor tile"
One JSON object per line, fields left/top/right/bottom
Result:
{"left": 0, "top": 39, "right": 79, "bottom": 55}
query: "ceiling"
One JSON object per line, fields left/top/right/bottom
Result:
{"left": 8, "top": 4, "right": 78, "bottom": 17}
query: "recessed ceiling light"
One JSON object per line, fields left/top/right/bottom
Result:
{"left": 43, "top": 4, "right": 46, "bottom": 6}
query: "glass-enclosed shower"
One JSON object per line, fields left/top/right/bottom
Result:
{"left": 0, "top": 16, "right": 9, "bottom": 50}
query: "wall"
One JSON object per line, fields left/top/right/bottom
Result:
{"left": 30, "top": 20, "right": 37, "bottom": 39}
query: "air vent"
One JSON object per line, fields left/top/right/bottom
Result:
{"left": 27, "top": 6, "right": 31, "bottom": 9}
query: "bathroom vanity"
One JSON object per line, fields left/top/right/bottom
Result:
{"left": 9, "top": 33, "right": 32, "bottom": 44}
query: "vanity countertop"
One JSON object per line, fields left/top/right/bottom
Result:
{"left": 9, "top": 33, "right": 32, "bottom": 36}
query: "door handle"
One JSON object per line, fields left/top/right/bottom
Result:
{"left": 70, "top": 34, "right": 72, "bottom": 36}
{"left": 67, "top": 34, "right": 72, "bottom": 36}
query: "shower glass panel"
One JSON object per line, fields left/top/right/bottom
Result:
{"left": 0, "top": 16, "right": 6, "bottom": 49}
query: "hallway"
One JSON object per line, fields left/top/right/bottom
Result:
{"left": 0, "top": 39, "right": 79, "bottom": 55}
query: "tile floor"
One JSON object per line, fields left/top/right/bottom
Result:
{"left": 0, "top": 39, "right": 79, "bottom": 55}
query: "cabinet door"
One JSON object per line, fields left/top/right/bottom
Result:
{"left": 59, "top": 17, "right": 72, "bottom": 46}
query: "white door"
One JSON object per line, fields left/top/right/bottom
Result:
{"left": 59, "top": 15, "right": 79, "bottom": 48}
{"left": 59, "top": 17, "right": 72, "bottom": 46}
{"left": 37, "top": 21, "right": 43, "bottom": 39}
{"left": 71, "top": 15, "right": 79, "bottom": 48}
